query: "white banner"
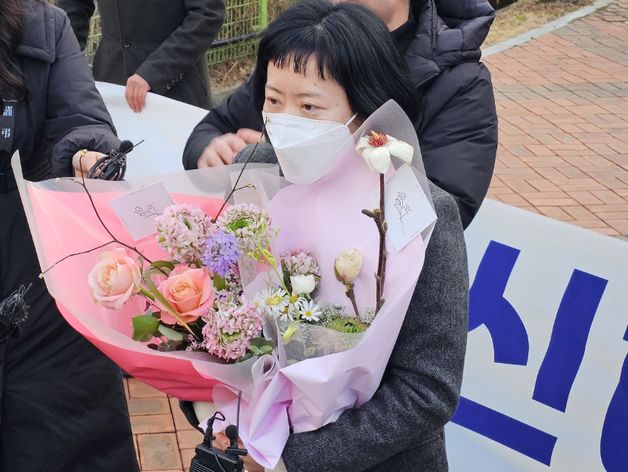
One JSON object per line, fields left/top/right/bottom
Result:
{"left": 96, "top": 82, "right": 208, "bottom": 179}
{"left": 447, "top": 200, "right": 628, "bottom": 471}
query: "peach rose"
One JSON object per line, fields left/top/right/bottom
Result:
{"left": 156, "top": 265, "right": 214, "bottom": 325}
{"left": 88, "top": 248, "right": 141, "bottom": 310}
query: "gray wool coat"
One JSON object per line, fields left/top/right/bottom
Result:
{"left": 58, "top": 0, "right": 225, "bottom": 109}
{"left": 180, "top": 144, "right": 469, "bottom": 471}
{"left": 239, "top": 145, "right": 469, "bottom": 472}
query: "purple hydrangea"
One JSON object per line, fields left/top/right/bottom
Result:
{"left": 202, "top": 303, "right": 264, "bottom": 360}
{"left": 155, "top": 204, "right": 212, "bottom": 263}
{"left": 202, "top": 230, "right": 239, "bottom": 277}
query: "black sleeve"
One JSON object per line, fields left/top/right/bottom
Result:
{"left": 44, "top": 9, "right": 120, "bottom": 177}
{"left": 56, "top": 0, "right": 95, "bottom": 51}
{"left": 281, "top": 188, "right": 469, "bottom": 471}
{"left": 182, "top": 75, "right": 264, "bottom": 169}
{"left": 420, "top": 63, "right": 498, "bottom": 229}
{"left": 136, "top": 0, "right": 226, "bottom": 95}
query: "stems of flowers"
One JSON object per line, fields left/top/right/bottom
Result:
{"left": 362, "top": 174, "right": 387, "bottom": 313}
{"left": 212, "top": 128, "right": 267, "bottom": 224}
{"left": 376, "top": 174, "right": 388, "bottom": 312}
{"left": 40, "top": 155, "right": 163, "bottom": 278}
{"left": 75, "top": 157, "right": 156, "bottom": 265}
{"left": 344, "top": 283, "right": 361, "bottom": 319}
{"left": 40, "top": 240, "right": 115, "bottom": 278}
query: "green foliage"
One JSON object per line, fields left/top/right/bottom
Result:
{"left": 132, "top": 314, "right": 160, "bottom": 341}
{"left": 238, "top": 337, "right": 276, "bottom": 361}
{"left": 325, "top": 316, "right": 369, "bottom": 334}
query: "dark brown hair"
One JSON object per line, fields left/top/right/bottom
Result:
{"left": 0, "top": 0, "right": 27, "bottom": 104}
{"left": 253, "top": 0, "right": 418, "bottom": 122}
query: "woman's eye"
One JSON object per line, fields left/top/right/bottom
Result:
{"left": 302, "top": 103, "right": 316, "bottom": 112}
{"left": 267, "top": 97, "right": 279, "bottom": 106}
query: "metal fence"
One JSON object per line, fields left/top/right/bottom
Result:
{"left": 48, "top": 0, "right": 270, "bottom": 66}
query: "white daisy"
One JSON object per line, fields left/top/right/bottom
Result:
{"left": 298, "top": 299, "right": 322, "bottom": 323}
{"left": 284, "top": 293, "right": 305, "bottom": 323}
{"left": 255, "top": 287, "right": 288, "bottom": 318}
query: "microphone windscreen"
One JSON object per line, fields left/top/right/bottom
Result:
{"left": 225, "top": 425, "right": 238, "bottom": 441}
{"left": 119, "top": 140, "right": 134, "bottom": 154}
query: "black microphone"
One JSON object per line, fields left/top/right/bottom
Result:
{"left": 225, "top": 425, "right": 238, "bottom": 448}
{"left": 190, "top": 395, "right": 248, "bottom": 472}
{"left": 119, "top": 140, "right": 134, "bottom": 154}
{"left": 0, "top": 284, "right": 30, "bottom": 342}
{"left": 87, "top": 139, "right": 143, "bottom": 181}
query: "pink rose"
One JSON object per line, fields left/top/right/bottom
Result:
{"left": 88, "top": 248, "right": 141, "bottom": 310}
{"left": 156, "top": 265, "right": 214, "bottom": 325}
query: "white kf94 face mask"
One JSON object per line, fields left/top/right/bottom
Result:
{"left": 262, "top": 112, "right": 358, "bottom": 185}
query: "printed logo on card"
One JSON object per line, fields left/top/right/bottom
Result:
{"left": 385, "top": 165, "right": 437, "bottom": 251}
{"left": 110, "top": 183, "right": 175, "bottom": 240}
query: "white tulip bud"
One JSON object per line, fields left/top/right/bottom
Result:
{"left": 290, "top": 274, "right": 316, "bottom": 295}
{"left": 334, "top": 249, "right": 363, "bottom": 285}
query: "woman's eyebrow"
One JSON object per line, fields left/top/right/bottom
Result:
{"left": 295, "top": 91, "right": 323, "bottom": 98}
{"left": 265, "top": 84, "right": 284, "bottom": 94}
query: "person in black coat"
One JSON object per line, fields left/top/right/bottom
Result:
{"left": 0, "top": 1, "right": 138, "bottom": 470}
{"left": 182, "top": 0, "right": 498, "bottom": 228}
{"left": 58, "top": 0, "right": 226, "bottom": 112}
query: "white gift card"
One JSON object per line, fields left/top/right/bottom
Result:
{"left": 110, "top": 182, "right": 175, "bottom": 240}
{"left": 386, "top": 165, "right": 437, "bottom": 251}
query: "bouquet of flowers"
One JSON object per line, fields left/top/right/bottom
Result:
{"left": 13, "top": 100, "right": 436, "bottom": 468}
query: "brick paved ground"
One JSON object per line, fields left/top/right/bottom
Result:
{"left": 130, "top": 2, "right": 628, "bottom": 471}
{"left": 125, "top": 377, "right": 202, "bottom": 472}
{"left": 484, "top": 0, "right": 628, "bottom": 237}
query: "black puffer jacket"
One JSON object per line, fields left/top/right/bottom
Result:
{"left": 182, "top": 0, "right": 498, "bottom": 228}
{"left": 5, "top": 0, "right": 120, "bottom": 179}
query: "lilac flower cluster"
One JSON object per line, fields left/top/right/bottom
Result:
{"left": 216, "top": 203, "right": 273, "bottom": 255}
{"left": 281, "top": 249, "right": 321, "bottom": 279}
{"left": 202, "top": 230, "right": 239, "bottom": 277}
{"left": 202, "top": 300, "right": 264, "bottom": 360}
{"left": 155, "top": 204, "right": 211, "bottom": 263}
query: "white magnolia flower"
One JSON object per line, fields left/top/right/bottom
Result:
{"left": 290, "top": 274, "right": 316, "bottom": 295}
{"left": 255, "top": 287, "right": 288, "bottom": 318}
{"left": 298, "top": 299, "right": 322, "bottom": 323}
{"left": 356, "top": 131, "right": 414, "bottom": 174}
{"left": 334, "top": 248, "right": 363, "bottom": 285}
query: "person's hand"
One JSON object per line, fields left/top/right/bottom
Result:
{"left": 72, "top": 149, "right": 106, "bottom": 179}
{"left": 125, "top": 74, "right": 151, "bottom": 113}
{"left": 197, "top": 128, "right": 262, "bottom": 169}
{"left": 212, "top": 432, "right": 264, "bottom": 472}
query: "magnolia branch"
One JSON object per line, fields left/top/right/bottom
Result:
{"left": 362, "top": 173, "right": 388, "bottom": 313}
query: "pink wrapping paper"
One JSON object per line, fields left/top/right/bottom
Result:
{"left": 12, "top": 100, "right": 434, "bottom": 468}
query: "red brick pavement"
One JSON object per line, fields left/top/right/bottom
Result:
{"left": 131, "top": 2, "right": 628, "bottom": 471}
{"left": 484, "top": 0, "right": 628, "bottom": 237}
{"left": 124, "top": 377, "right": 202, "bottom": 472}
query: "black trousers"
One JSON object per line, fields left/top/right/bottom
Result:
{"left": 0, "top": 190, "right": 139, "bottom": 472}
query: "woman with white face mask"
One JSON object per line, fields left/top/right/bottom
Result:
{"left": 251, "top": 0, "right": 418, "bottom": 186}
{"left": 182, "top": 2, "right": 469, "bottom": 471}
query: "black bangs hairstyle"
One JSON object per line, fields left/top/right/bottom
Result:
{"left": 253, "top": 0, "right": 418, "bottom": 122}
{"left": 0, "top": 0, "right": 28, "bottom": 108}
